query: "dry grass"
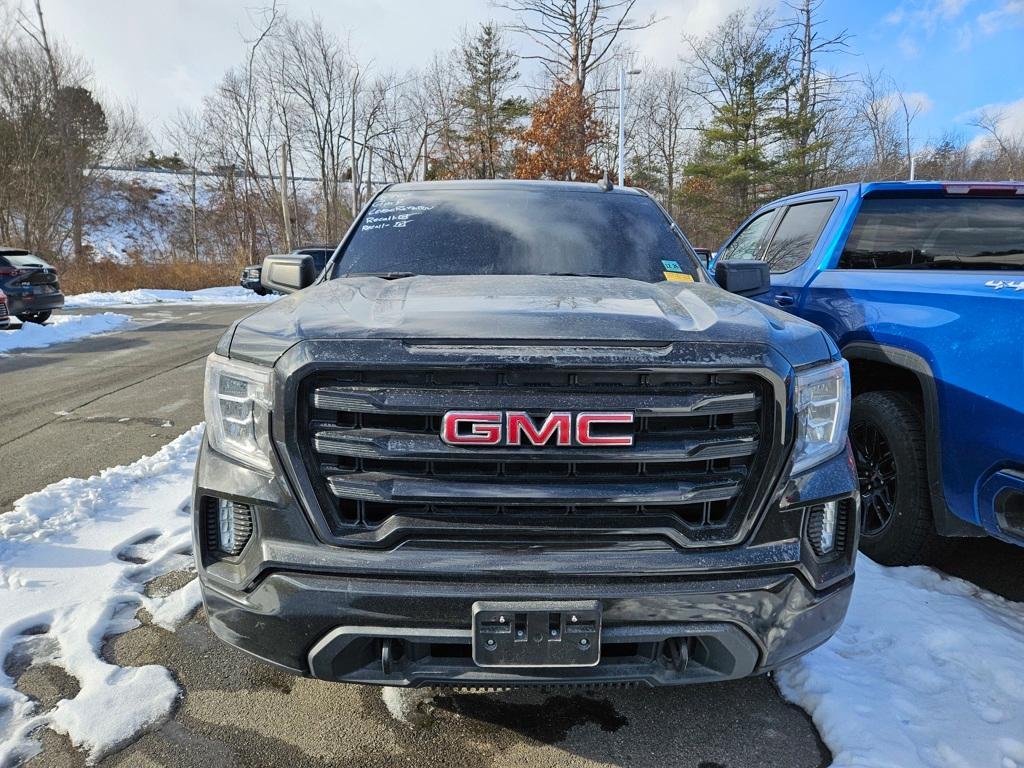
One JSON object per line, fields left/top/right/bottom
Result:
{"left": 57, "top": 259, "right": 247, "bottom": 295}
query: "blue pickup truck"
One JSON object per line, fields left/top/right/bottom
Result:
{"left": 712, "top": 181, "right": 1023, "bottom": 565}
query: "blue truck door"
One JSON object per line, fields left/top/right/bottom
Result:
{"left": 759, "top": 197, "right": 842, "bottom": 311}
{"left": 714, "top": 196, "right": 843, "bottom": 312}
{"left": 712, "top": 208, "right": 780, "bottom": 274}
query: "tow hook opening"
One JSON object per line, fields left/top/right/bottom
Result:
{"left": 381, "top": 637, "right": 406, "bottom": 675}
{"left": 309, "top": 623, "right": 759, "bottom": 685}
{"left": 660, "top": 637, "right": 693, "bottom": 673}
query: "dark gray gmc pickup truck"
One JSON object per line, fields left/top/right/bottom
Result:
{"left": 193, "top": 180, "right": 859, "bottom": 687}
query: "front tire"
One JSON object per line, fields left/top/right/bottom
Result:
{"left": 850, "top": 391, "right": 950, "bottom": 566}
{"left": 17, "top": 311, "right": 51, "bottom": 324}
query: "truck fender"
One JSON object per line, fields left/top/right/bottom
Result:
{"left": 841, "top": 342, "right": 984, "bottom": 538}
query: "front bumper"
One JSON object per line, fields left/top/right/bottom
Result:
{"left": 204, "top": 567, "right": 853, "bottom": 687}
{"left": 193, "top": 435, "right": 859, "bottom": 687}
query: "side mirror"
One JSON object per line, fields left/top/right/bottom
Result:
{"left": 715, "top": 260, "right": 770, "bottom": 297}
{"left": 693, "top": 248, "right": 712, "bottom": 269}
{"left": 261, "top": 254, "right": 316, "bottom": 294}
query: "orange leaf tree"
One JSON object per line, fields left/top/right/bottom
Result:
{"left": 513, "top": 84, "right": 606, "bottom": 181}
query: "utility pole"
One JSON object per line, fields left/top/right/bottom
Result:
{"left": 279, "top": 143, "right": 292, "bottom": 252}
{"left": 618, "top": 65, "right": 641, "bottom": 187}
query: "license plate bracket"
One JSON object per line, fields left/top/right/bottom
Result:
{"left": 471, "top": 600, "right": 601, "bottom": 668}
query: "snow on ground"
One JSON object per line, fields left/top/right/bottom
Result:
{"left": 2, "top": 415, "right": 1023, "bottom": 765}
{"left": 0, "top": 427, "right": 205, "bottom": 765}
{"left": 778, "top": 555, "right": 1024, "bottom": 768}
{"left": 64, "top": 286, "right": 277, "bottom": 308}
{"left": 0, "top": 313, "right": 132, "bottom": 354}
{"left": 83, "top": 169, "right": 326, "bottom": 263}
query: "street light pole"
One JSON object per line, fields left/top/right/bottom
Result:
{"left": 617, "top": 66, "right": 641, "bottom": 187}
{"left": 618, "top": 65, "right": 626, "bottom": 187}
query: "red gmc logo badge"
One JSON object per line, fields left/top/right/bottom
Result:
{"left": 441, "top": 411, "right": 635, "bottom": 447}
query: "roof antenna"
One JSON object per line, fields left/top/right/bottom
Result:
{"left": 598, "top": 169, "right": 613, "bottom": 192}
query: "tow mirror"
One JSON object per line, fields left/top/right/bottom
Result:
{"left": 261, "top": 254, "right": 316, "bottom": 294}
{"left": 715, "top": 260, "right": 770, "bottom": 297}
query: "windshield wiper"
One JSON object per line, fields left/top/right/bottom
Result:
{"left": 343, "top": 271, "right": 418, "bottom": 280}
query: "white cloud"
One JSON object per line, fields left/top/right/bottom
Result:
{"left": 901, "top": 91, "right": 935, "bottom": 115}
{"left": 884, "top": 8, "right": 906, "bottom": 25}
{"left": 956, "top": 22, "right": 975, "bottom": 49}
{"left": 937, "top": 0, "right": 971, "bottom": 18}
{"left": 634, "top": 0, "right": 772, "bottom": 65}
{"left": 899, "top": 35, "right": 921, "bottom": 58}
{"left": 978, "top": 0, "right": 1024, "bottom": 33}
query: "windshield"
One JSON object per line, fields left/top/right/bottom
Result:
{"left": 840, "top": 195, "right": 1024, "bottom": 271}
{"left": 331, "top": 187, "right": 700, "bottom": 283}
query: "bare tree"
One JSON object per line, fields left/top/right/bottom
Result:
{"left": 17, "top": 0, "right": 95, "bottom": 258}
{"left": 897, "top": 90, "right": 922, "bottom": 173}
{"left": 854, "top": 69, "right": 903, "bottom": 178}
{"left": 971, "top": 108, "right": 1022, "bottom": 179}
{"left": 634, "top": 67, "right": 693, "bottom": 215}
{"left": 165, "top": 109, "right": 207, "bottom": 261}
{"left": 497, "top": 0, "right": 655, "bottom": 95}
{"left": 779, "top": 0, "right": 852, "bottom": 190}
{"left": 274, "top": 18, "right": 351, "bottom": 242}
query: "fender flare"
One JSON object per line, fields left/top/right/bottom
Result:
{"left": 841, "top": 342, "right": 984, "bottom": 537}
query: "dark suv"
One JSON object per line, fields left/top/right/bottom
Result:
{"left": 0, "top": 249, "right": 64, "bottom": 323}
{"left": 241, "top": 246, "right": 332, "bottom": 295}
{"left": 194, "top": 180, "right": 858, "bottom": 687}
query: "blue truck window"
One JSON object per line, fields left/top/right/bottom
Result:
{"left": 839, "top": 196, "right": 1024, "bottom": 270}
{"left": 719, "top": 210, "right": 775, "bottom": 262}
{"left": 763, "top": 200, "right": 836, "bottom": 273}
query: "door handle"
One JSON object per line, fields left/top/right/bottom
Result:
{"left": 774, "top": 293, "right": 795, "bottom": 307}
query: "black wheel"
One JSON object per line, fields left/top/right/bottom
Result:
{"left": 253, "top": 286, "right": 268, "bottom": 296}
{"left": 17, "top": 311, "right": 51, "bottom": 324}
{"left": 850, "top": 391, "right": 951, "bottom": 565}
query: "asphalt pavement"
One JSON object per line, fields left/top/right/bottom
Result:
{"left": 0, "top": 305, "right": 247, "bottom": 512}
{"left": 2, "top": 303, "right": 1020, "bottom": 767}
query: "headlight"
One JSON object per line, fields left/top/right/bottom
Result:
{"left": 203, "top": 354, "right": 274, "bottom": 472}
{"left": 791, "top": 360, "right": 851, "bottom": 474}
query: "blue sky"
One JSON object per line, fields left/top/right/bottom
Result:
{"left": 817, "top": 0, "right": 1024, "bottom": 145}
{"left": 31, "top": 0, "right": 1024, "bottom": 149}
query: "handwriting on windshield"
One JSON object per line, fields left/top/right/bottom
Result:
{"left": 360, "top": 202, "right": 435, "bottom": 231}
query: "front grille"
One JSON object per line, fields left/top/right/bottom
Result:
{"left": 0, "top": 298, "right": 8, "bottom": 321}
{"left": 298, "top": 368, "right": 776, "bottom": 543}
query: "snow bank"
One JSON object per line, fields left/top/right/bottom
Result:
{"left": 778, "top": 555, "right": 1024, "bottom": 768}
{"left": 64, "top": 286, "right": 277, "bottom": 308}
{"left": 0, "top": 427, "right": 205, "bottom": 765}
{"left": 0, "top": 313, "right": 131, "bottom": 354}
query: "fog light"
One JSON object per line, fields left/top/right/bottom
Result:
{"left": 808, "top": 500, "right": 844, "bottom": 556}
{"left": 818, "top": 500, "right": 838, "bottom": 553}
{"left": 206, "top": 498, "right": 253, "bottom": 557}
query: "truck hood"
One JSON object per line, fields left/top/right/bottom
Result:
{"left": 227, "top": 275, "right": 832, "bottom": 368}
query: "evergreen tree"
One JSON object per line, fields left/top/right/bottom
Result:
{"left": 457, "top": 24, "right": 527, "bottom": 178}
{"left": 681, "top": 10, "right": 790, "bottom": 230}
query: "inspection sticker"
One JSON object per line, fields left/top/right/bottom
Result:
{"left": 661, "top": 260, "right": 684, "bottom": 272}
{"left": 664, "top": 272, "right": 694, "bottom": 282}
